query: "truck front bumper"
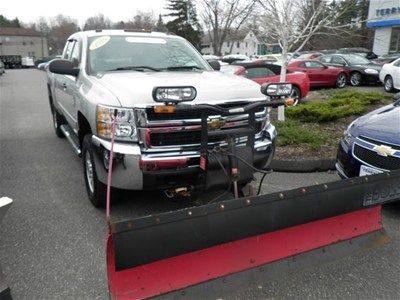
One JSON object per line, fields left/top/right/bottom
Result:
{"left": 91, "top": 125, "right": 277, "bottom": 191}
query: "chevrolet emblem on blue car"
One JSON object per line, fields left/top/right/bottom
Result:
{"left": 373, "top": 145, "right": 396, "bottom": 157}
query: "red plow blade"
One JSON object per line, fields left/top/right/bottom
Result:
{"left": 106, "top": 170, "right": 400, "bottom": 299}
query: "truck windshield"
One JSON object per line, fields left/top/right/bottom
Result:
{"left": 87, "top": 35, "right": 210, "bottom": 74}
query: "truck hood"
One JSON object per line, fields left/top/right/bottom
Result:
{"left": 91, "top": 71, "right": 265, "bottom": 107}
{"left": 351, "top": 104, "right": 400, "bottom": 144}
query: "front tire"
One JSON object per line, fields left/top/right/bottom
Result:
{"left": 350, "top": 72, "right": 362, "bottom": 86}
{"left": 82, "top": 135, "right": 108, "bottom": 207}
{"left": 335, "top": 73, "right": 347, "bottom": 88}
{"left": 384, "top": 75, "right": 394, "bottom": 92}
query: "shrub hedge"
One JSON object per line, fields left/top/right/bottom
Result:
{"left": 285, "top": 91, "right": 391, "bottom": 123}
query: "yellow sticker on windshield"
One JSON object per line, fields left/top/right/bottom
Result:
{"left": 89, "top": 36, "right": 110, "bottom": 50}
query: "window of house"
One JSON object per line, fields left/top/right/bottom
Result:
{"left": 22, "top": 41, "right": 26, "bottom": 45}
{"left": 237, "top": 42, "right": 240, "bottom": 48}
{"left": 389, "top": 26, "right": 400, "bottom": 52}
{"left": 227, "top": 42, "right": 230, "bottom": 47}
{"left": 246, "top": 42, "right": 248, "bottom": 47}
{"left": 30, "top": 41, "right": 34, "bottom": 45}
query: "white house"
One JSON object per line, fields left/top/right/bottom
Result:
{"left": 201, "top": 31, "right": 265, "bottom": 56}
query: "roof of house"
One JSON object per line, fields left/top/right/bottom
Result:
{"left": 0, "top": 27, "right": 42, "bottom": 37}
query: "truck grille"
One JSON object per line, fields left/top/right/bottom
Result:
{"left": 353, "top": 143, "right": 400, "bottom": 170}
{"left": 150, "top": 123, "right": 262, "bottom": 147}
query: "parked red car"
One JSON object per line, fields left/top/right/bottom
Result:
{"left": 288, "top": 60, "right": 349, "bottom": 88}
{"left": 225, "top": 62, "right": 310, "bottom": 105}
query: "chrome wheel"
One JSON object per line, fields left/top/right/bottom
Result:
{"left": 384, "top": 76, "right": 393, "bottom": 92}
{"left": 85, "top": 152, "right": 95, "bottom": 194}
{"left": 350, "top": 73, "right": 361, "bottom": 86}
{"left": 336, "top": 74, "right": 346, "bottom": 88}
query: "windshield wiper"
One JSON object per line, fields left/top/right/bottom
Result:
{"left": 164, "top": 66, "right": 203, "bottom": 71}
{"left": 107, "top": 66, "right": 161, "bottom": 72}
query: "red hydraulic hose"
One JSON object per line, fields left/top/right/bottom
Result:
{"left": 106, "top": 110, "right": 117, "bottom": 224}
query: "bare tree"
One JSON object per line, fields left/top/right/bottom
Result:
{"left": 49, "top": 15, "right": 79, "bottom": 54}
{"left": 257, "top": 0, "right": 356, "bottom": 120}
{"left": 83, "top": 14, "right": 112, "bottom": 31}
{"left": 200, "top": 0, "right": 256, "bottom": 56}
{"left": 129, "top": 11, "right": 157, "bottom": 30}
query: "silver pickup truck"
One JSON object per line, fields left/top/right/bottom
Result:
{"left": 47, "top": 30, "right": 277, "bottom": 206}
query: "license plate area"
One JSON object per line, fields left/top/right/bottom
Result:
{"left": 359, "top": 165, "right": 383, "bottom": 177}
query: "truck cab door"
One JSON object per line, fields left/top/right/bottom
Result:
{"left": 55, "top": 39, "right": 81, "bottom": 131}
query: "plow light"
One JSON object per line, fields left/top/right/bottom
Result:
{"left": 261, "top": 83, "right": 292, "bottom": 97}
{"left": 153, "top": 86, "right": 197, "bottom": 103}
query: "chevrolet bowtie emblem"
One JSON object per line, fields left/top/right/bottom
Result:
{"left": 373, "top": 145, "right": 396, "bottom": 157}
{"left": 207, "top": 117, "right": 226, "bottom": 130}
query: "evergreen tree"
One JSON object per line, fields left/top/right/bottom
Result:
{"left": 165, "top": 0, "right": 202, "bottom": 49}
{"left": 155, "top": 14, "right": 167, "bottom": 32}
{"left": 0, "top": 15, "right": 21, "bottom": 27}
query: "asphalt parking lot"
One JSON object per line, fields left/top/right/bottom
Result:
{"left": 0, "top": 69, "right": 399, "bottom": 299}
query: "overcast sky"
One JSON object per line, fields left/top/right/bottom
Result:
{"left": 2, "top": 0, "right": 168, "bottom": 26}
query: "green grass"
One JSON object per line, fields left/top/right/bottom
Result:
{"left": 285, "top": 91, "right": 391, "bottom": 123}
{"left": 275, "top": 119, "right": 330, "bottom": 151}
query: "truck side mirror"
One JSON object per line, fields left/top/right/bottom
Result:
{"left": 49, "top": 59, "right": 79, "bottom": 77}
{"left": 208, "top": 60, "right": 221, "bottom": 71}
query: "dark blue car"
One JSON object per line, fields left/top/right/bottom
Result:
{"left": 336, "top": 93, "right": 400, "bottom": 178}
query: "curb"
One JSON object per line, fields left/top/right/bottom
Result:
{"left": 270, "top": 158, "right": 336, "bottom": 173}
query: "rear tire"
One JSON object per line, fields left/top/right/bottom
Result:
{"left": 290, "top": 86, "right": 301, "bottom": 106}
{"left": 384, "top": 75, "right": 394, "bottom": 92}
{"left": 82, "top": 135, "right": 108, "bottom": 207}
{"left": 335, "top": 73, "right": 347, "bottom": 88}
{"left": 350, "top": 72, "right": 362, "bottom": 86}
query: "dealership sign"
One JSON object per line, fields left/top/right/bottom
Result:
{"left": 375, "top": 6, "right": 400, "bottom": 17}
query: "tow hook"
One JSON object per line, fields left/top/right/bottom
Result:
{"left": 164, "top": 187, "right": 192, "bottom": 198}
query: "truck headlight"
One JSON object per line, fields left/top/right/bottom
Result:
{"left": 96, "top": 105, "right": 137, "bottom": 141}
{"left": 364, "top": 68, "right": 378, "bottom": 75}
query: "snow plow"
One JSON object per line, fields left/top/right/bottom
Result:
{"left": 0, "top": 197, "right": 12, "bottom": 300}
{"left": 104, "top": 84, "right": 400, "bottom": 299}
